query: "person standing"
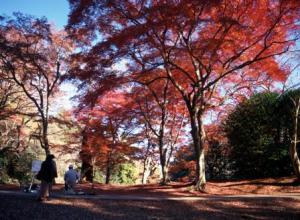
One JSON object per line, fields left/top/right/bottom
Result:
{"left": 36, "top": 154, "right": 57, "bottom": 201}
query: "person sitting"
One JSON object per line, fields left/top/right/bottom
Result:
{"left": 64, "top": 165, "right": 79, "bottom": 192}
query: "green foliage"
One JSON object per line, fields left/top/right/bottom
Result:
{"left": 0, "top": 148, "right": 35, "bottom": 185}
{"left": 11, "top": 152, "right": 34, "bottom": 185}
{"left": 0, "top": 155, "right": 10, "bottom": 183}
{"left": 111, "top": 163, "right": 138, "bottom": 184}
{"left": 224, "top": 92, "right": 293, "bottom": 178}
{"left": 206, "top": 141, "right": 232, "bottom": 180}
{"left": 93, "top": 168, "right": 105, "bottom": 183}
{"left": 277, "top": 89, "right": 300, "bottom": 137}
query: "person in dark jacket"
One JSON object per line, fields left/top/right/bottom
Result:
{"left": 36, "top": 154, "right": 57, "bottom": 201}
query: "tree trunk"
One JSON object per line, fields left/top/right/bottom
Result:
{"left": 142, "top": 139, "right": 152, "bottom": 184}
{"left": 142, "top": 157, "right": 151, "bottom": 184}
{"left": 160, "top": 162, "right": 167, "bottom": 185}
{"left": 41, "top": 120, "right": 50, "bottom": 156}
{"left": 190, "top": 111, "right": 206, "bottom": 191}
{"left": 158, "top": 98, "right": 167, "bottom": 185}
{"left": 105, "top": 152, "right": 111, "bottom": 184}
{"left": 105, "top": 165, "right": 111, "bottom": 184}
{"left": 196, "top": 148, "right": 206, "bottom": 190}
{"left": 159, "top": 138, "right": 167, "bottom": 185}
{"left": 290, "top": 143, "right": 300, "bottom": 179}
{"left": 290, "top": 99, "right": 300, "bottom": 180}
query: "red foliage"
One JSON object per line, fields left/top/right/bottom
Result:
{"left": 67, "top": 0, "right": 300, "bottom": 188}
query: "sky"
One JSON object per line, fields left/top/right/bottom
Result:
{"left": 0, "top": 0, "right": 69, "bottom": 28}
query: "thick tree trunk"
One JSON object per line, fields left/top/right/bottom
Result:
{"left": 290, "top": 143, "right": 300, "bottom": 179}
{"left": 290, "top": 100, "right": 300, "bottom": 180}
{"left": 142, "top": 157, "right": 151, "bottom": 184}
{"left": 160, "top": 162, "right": 167, "bottom": 185}
{"left": 159, "top": 138, "right": 167, "bottom": 185}
{"left": 81, "top": 162, "right": 93, "bottom": 182}
{"left": 190, "top": 111, "right": 206, "bottom": 191}
{"left": 41, "top": 121, "right": 50, "bottom": 156}
{"left": 196, "top": 148, "right": 206, "bottom": 190}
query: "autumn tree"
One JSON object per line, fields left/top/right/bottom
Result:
{"left": 0, "top": 13, "right": 72, "bottom": 155}
{"left": 0, "top": 23, "right": 33, "bottom": 121}
{"left": 168, "top": 144, "right": 195, "bottom": 182}
{"left": 79, "top": 127, "right": 109, "bottom": 184}
{"left": 0, "top": 80, "right": 21, "bottom": 120}
{"left": 132, "top": 76, "right": 187, "bottom": 184}
{"left": 138, "top": 124, "right": 158, "bottom": 184}
{"left": 68, "top": 0, "right": 299, "bottom": 190}
{"left": 77, "top": 91, "right": 139, "bottom": 184}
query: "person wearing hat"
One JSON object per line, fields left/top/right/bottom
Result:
{"left": 64, "top": 164, "right": 79, "bottom": 192}
{"left": 36, "top": 154, "right": 57, "bottom": 201}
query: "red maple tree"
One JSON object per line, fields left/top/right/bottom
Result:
{"left": 67, "top": 0, "right": 299, "bottom": 190}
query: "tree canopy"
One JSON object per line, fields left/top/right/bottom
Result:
{"left": 67, "top": 0, "right": 300, "bottom": 190}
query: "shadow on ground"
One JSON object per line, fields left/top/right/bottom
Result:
{"left": 0, "top": 193, "right": 299, "bottom": 220}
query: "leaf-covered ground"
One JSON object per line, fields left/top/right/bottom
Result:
{"left": 0, "top": 177, "right": 300, "bottom": 219}
{"left": 59, "top": 176, "right": 300, "bottom": 196}
{"left": 1, "top": 176, "right": 300, "bottom": 196}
